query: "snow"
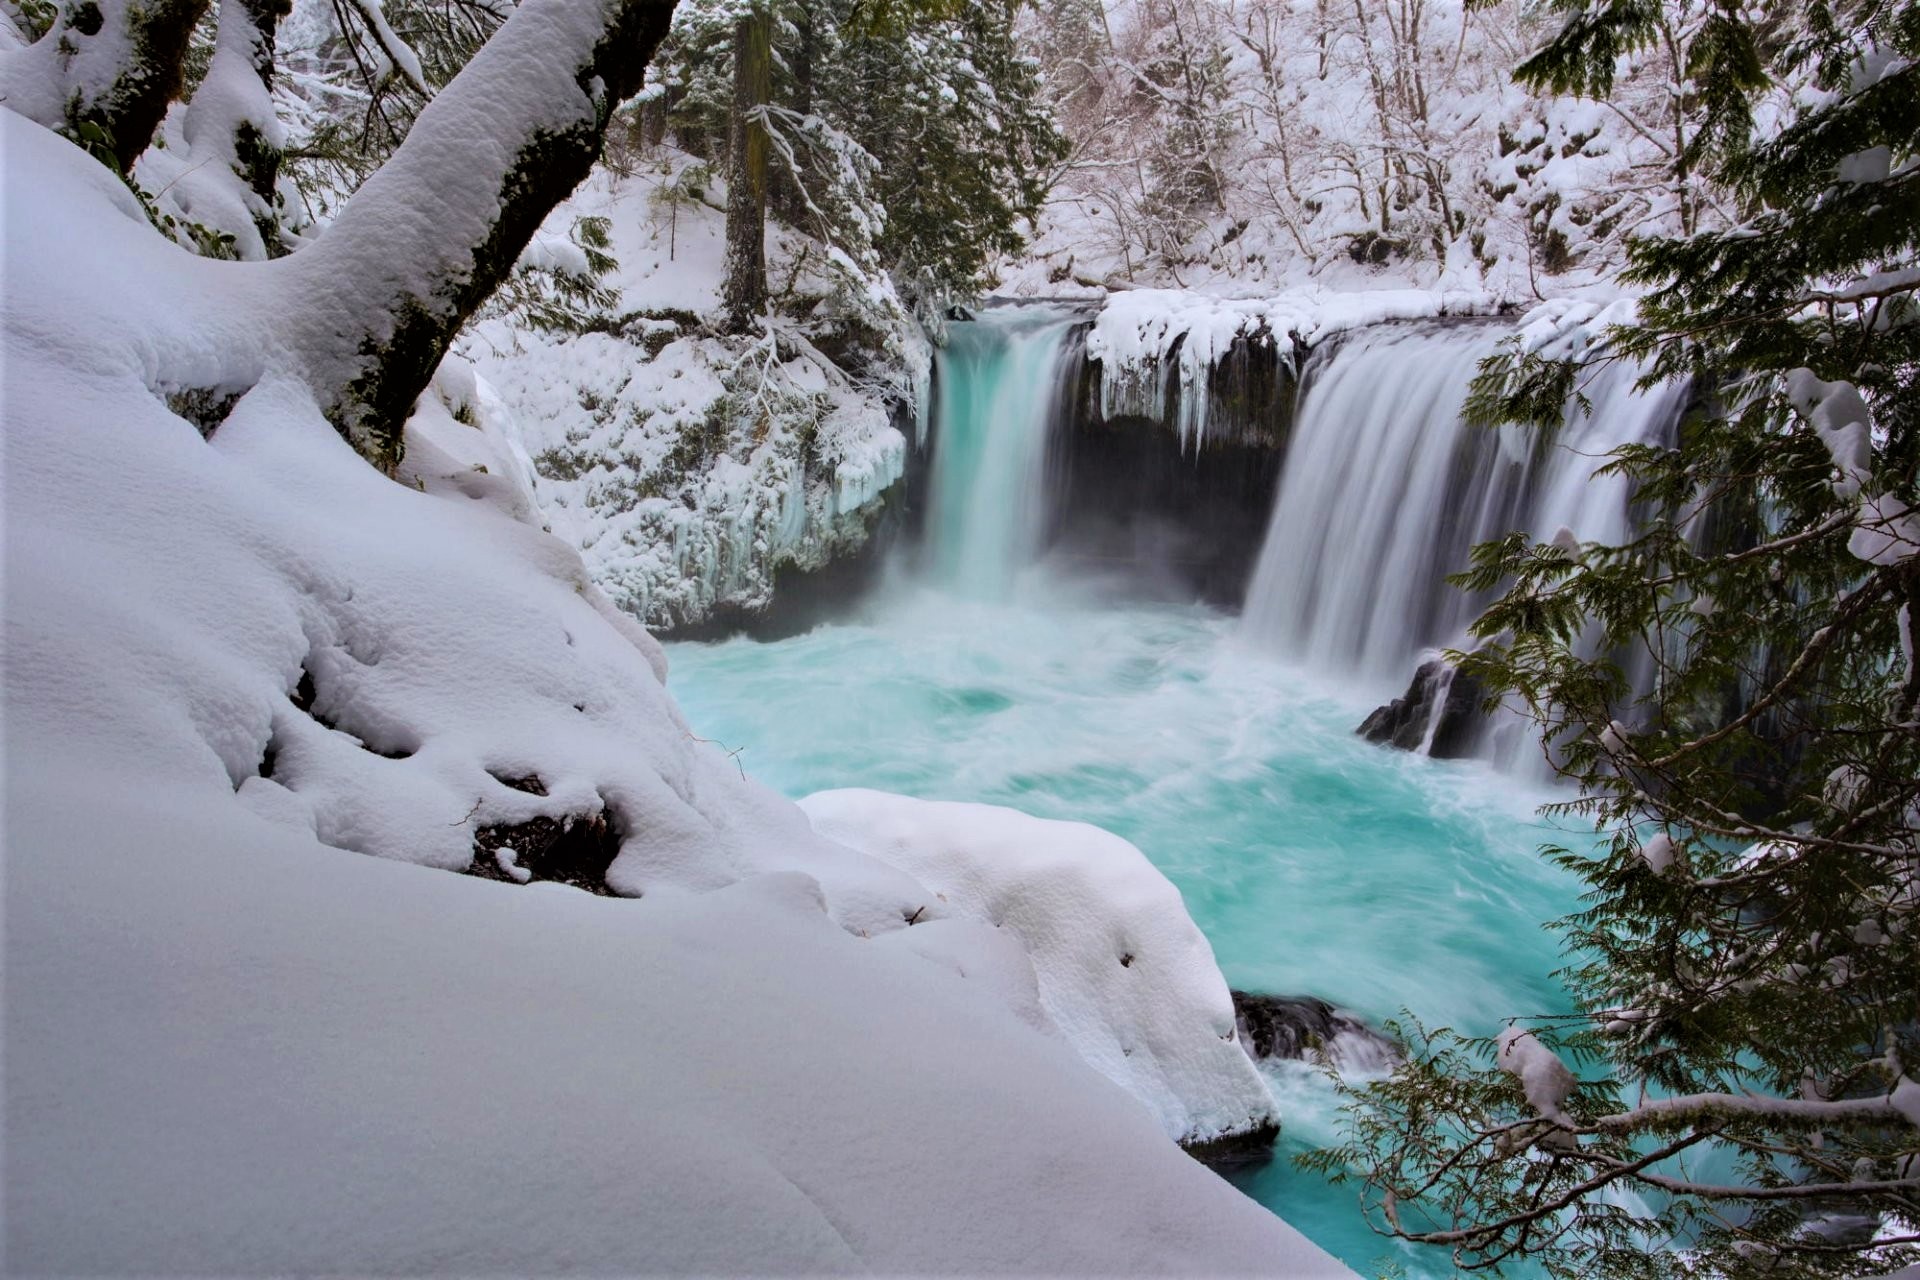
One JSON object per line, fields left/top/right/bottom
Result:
{"left": 1893, "top": 1076, "right": 1920, "bottom": 1129}
{"left": 1495, "top": 1026, "right": 1578, "bottom": 1125}
{"left": 2, "top": 110, "right": 1350, "bottom": 1275}
{"left": 273, "top": 0, "right": 624, "bottom": 406}
{"left": 1002, "top": 0, "right": 1787, "bottom": 301}
{"left": 463, "top": 159, "right": 916, "bottom": 630}
{"left": 1850, "top": 492, "right": 1920, "bottom": 567}
{"left": 343, "top": 0, "right": 427, "bottom": 94}
{"left": 3, "top": 107, "right": 1351, "bottom": 1274}
{"left": 0, "top": 0, "right": 126, "bottom": 130}
{"left": 800, "top": 789, "right": 1281, "bottom": 1146}
{"left": 148, "top": 0, "right": 288, "bottom": 260}
{"left": 1787, "top": 367, "right": 1873, "bottom": 498}
{"left": 1779, "top": 373, "right": 1917, "bottom": 569}
{"left": 1640, "top": 833, "right": 1678, "bottom": 875}
{"left": 8, "top": 773, "right": 1346, "bottom": 1275}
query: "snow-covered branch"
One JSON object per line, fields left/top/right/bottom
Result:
{"left": 340, "top": 0, "right": 430, "bottom": 95}
{"left": 1587, "top": 1089, "right": 1912, "bottom": 1135}
{"left": 277, "top": 0, "right": 677, "bottom": 466}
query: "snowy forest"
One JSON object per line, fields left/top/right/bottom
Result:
{"left": 1, "top": 0, "right": 1915, "bottom": 1271}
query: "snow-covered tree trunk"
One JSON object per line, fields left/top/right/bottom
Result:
{"left": 178, "top": 0, "right": 291, "bottom": 257}
{"left": 0, "top": 0, "right": 209, "bottom": 171}
{"left": 721, "top": 2, "right": 770, "bottom": 333}
{"left": 274, "top": 0, "right": 677, "bottom": 467}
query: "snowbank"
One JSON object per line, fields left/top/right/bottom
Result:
{"left": 2, "top": 111, "right": 1349, "bottom": 1274}
{"left": 9, "top": 768, "right": 1354, "bottom": 1274}
{"left": 800, "top": 789, "right": 1281, "bottom": 1147}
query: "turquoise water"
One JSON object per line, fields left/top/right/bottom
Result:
{"left": 667, "top": 576, "right": 1588, "bottom": 1277}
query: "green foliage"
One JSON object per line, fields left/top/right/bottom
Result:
{"left": 824, "top": 0, "right": 1065, "bottom": 302}
{"left": 11, "top": 0, "right": 60, "bottom": 39}
{"left": 1320, "top": 0, "right": 1920, "bottom": 1274}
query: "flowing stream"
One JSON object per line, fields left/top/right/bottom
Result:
{"left": 665, "top": 307, "right": 1639, "bottom": 1275}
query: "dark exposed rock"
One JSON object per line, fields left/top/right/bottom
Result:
{"left": 488, "top": 770, "right": 548, "bottom": 796}
{"left": 166, "top": 385, "right": 247, "bottom": 438}
{"left": 1049, "top": 328, "right": 1293, "bottom": 607}
{"left": 468, "top": 809, "right": 624, "bottom": 895}
{"left": 1180, "top": 1118, "right": 1281, "bottom": 1172}
{"left": 1357, "top": 655, "right": 1484, "bottom": 758}
{"left": 1230, "top": 991, "right": 1400, "bottom": 1073}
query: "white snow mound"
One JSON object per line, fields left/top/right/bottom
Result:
{"left": 801, "top": 788, "right": 1281, "bottom": 1146}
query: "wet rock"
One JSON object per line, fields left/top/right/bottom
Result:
{"left": 1230, "top": 991, "right": 1399, "bottom": 1074}
{"left": 1357, "top": 655, "right": 1483, "bottom": 758}
{"left": 1180, "top": 1118, "right": 1281, "bottom": 1172}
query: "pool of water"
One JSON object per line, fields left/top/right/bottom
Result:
{"left": 667, "top": 572, "right": 1588, "bottom": 1276}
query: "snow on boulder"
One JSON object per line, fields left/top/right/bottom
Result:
{"left": 799, "top": 788, "right": 1281, "bottom": 1147}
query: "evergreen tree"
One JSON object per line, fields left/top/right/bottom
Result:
{"left": 656, "top": 0, "right": 1062, "bottom": 315}
{"left": 1310, "top": 0, "right": 1920, "bottom": 1275}
{"left": 817, "top": 0, "right": 1064, "bottom": 306}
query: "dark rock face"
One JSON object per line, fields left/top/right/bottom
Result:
{"left": 1230, "top": 991, "right": 1399, "bottom": 1073}
{"left": 1049, "top": 330, "right": 1294, "bottom": 608}
{"left": 1180, "top": 1118, "right": 1281, "bottom": 1172}
{"left": 1050, "top": 418, "right": 1286, "bottom": 606}
{"left": 468, "top": 809, "right": 624, "bottom": 895}
{"left": 1357, "top": 655, "right": 1484, "bottom": 758}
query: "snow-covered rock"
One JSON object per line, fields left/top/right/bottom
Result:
{"left": 2, "top": 110, "right": 1350, "bottom": 1275}
{"left": 799, "top": 789, "right": 1281, "bottom": 1147}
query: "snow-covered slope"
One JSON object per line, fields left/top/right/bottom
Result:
{"left": 1, "top": 112, "right": 1349, "bottom": 1274}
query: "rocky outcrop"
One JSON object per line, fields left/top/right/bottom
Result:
{"left": 1231, "top": 991, "right": 1400, "bottom": 1074}
{"left": 1051, "top": 329, "right": 1295, "bottom": 607}
{"left": 1357, "top": 654, "right": 1484, "bottom": 758}
{"left": 1183, "top": 993, "right": 1401, "bottom": 1172}
{"left": 1181, "top": 1118, "right": 1282, "bottom": 1171}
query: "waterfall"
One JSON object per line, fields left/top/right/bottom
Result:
{"left": 1241, "top": 323, "right": 1687, "bottom": 694}
{"left": 926, "top": 306, "right": 1084, "bottom": 594}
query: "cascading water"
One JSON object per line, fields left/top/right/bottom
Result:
{"left": 926, "top": 306, "right": 1084, "bottom": 594}
{"left": 1242, "top": 323, "right": 1687, "bottom": 701}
